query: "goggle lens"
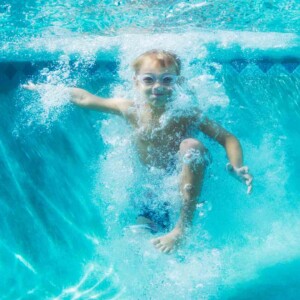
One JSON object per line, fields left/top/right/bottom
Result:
{"left": 138, "top": 74, "right": 178, "bottom": 86}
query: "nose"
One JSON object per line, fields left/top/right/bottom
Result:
{"left": 152, "top": 81, "right": 163, "bottom": 90}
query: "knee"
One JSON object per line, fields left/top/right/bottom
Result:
{"left": 180, "top": 138, "right": 206, "bottom": 154}
{"left": 180, "top": 138, "right": 209, "bottom": 165}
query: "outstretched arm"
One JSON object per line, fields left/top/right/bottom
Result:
{"left": 23, "top": 82, "right": 132, "bottom": 116}
{"left": 69, "top": 87, "right": 131, "bottom": 115}
{"left": 199, "top": 116, "right": 253, "bottom": 194}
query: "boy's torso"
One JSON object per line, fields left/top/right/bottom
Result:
{"left": 123, "top": 102, "right": 200, "bottom": 168}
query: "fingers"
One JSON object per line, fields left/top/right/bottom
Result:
{"left": 22, "top": 81, "right": 37, "bottom": 90}
{"left": 227, "top": 163, "right": 254, "bottom": 194}
{"left": 243, "top": 173, "right": 253, "bottom": 185}
{"left": 247, "top": 184, "right": 253, "bottom": 194}
{"left": 227, "top": 164, "right": 249, "bottom": 174}
{"left": 243, "top": 173, "right": 253, "bottom": 194}
{"left": 239, "top": 166, "right": 249, "bottom": 174}
{"left": 227, "top": 164, "right": 250, "bottom": 178}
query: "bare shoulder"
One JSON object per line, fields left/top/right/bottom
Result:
{"left": 181, "top": 107, "right": 203, "bottom": 124}
{"left": 113, "top": 97, "right": 134, "bottom": 111}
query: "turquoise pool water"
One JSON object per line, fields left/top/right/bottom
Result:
{"left": 1, "top": 1, "right": 300, "bottom": 299}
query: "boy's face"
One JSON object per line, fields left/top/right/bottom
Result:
{"left": 134, "top": 58, "right": 179, "bottom": 108}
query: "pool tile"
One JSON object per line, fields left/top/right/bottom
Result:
{"left": 230, "top": 59, "right": 248, "bottom": 73}
{"left": 256, "top": 60, "right": 274, "bottom": 73}
{"left": 22, "top": 62, "right": 36, "bottom": 76}
{"left": 0, "top": 73, "right": 11, "bottom": 91}
{"left": 5, "top": 63, "right": 17, "bottom": 80}
{"left": 281, "top": 61, "right": 299, "bottom": 73}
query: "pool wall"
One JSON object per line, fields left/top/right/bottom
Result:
{"left": 1, "top": 58, "right": 299, "bottom": 92}
{"left": 1, "top": 30, "right": 300, "bottom": 92}
{"left": 1, "top": 30, "right": 300, "bottom": 299}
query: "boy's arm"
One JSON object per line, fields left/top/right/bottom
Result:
{"left": 199, "top": 116, "right": 253, "bottom": 193}
{"left": 199, "top": 116, "right": 242, "bottom": 167}
{"left": 23, "top": 83, "right": 131, "bottom": 116}
{"left": 69, "top": 88, "right": 131, "bottom": 115}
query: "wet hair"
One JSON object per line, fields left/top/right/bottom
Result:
{"left": 132, "top": 50, "right": 181, "bottom": 75}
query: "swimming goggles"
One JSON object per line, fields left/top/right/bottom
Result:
{"left": 136, "top": 73, "right": 178, "bottom": 86}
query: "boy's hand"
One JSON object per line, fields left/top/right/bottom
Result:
{"left": 22, "top": 82, "right": 62, "bottom": 92}
{"left": 22, "top": 81, "right": 39, "bottom": 91}
{"left": 226, "top": 163, "right": 253, "bottom": 194}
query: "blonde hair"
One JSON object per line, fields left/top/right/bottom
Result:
{"left": 132, "top": 50, "right": 181, "bottom": 75}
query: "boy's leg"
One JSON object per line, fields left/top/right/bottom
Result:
{"left": 151, "top": 138, "right": 208, "bottom": 253}
{"left": 179, "top": 138, "right": 208, "bottom": 210}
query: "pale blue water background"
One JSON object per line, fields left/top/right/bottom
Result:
{"left": 1, "top": 1, "right": 300, "bottom": 299}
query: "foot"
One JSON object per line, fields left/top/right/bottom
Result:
{"left": 151, "top": 228, "right": 184, "bottom": 254}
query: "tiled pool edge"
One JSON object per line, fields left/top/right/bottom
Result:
{"left": 0, "top": 60, "right": 119, "bottom": 92}
{"left": 0, "top": 58, "right": 299, "bottom": 92}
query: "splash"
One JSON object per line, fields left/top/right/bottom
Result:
{"left": 2, "top": 26, "right": 300, "bottom": 299}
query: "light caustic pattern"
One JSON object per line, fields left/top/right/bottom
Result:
{"left": 1, "top": 0, "right": 300, "bottom": 42}
{"left": 1, "top": 31, "right": 300, "bottom": 299}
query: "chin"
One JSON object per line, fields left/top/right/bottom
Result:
{"left": 150, "top": 94, "right": 169, "bottom": 101}
{"left": 153, "top": 102, "right": 166, "bottom": 108}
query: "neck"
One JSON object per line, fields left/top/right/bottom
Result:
{"left": 148, "top": 103, "right": 166, "bottom": 116}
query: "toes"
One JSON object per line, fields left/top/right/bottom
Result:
{"left": 151, "top": 237, "right": 176, "bottom": 254}
{"left": 154, "top": 243, "right": 161, "bottom": 249}
{"left": 160, "top": 246, "right": 167, "bottom": 252}
{"left": 151, "top": 239, "right": 164, "bottom": 250}
{"left": 156, "top": 243, "right": 166, "bottom": 251}
{"left": 163, "top": 247, "right": 171, "bottom": 254}
{"left": 151, "top": 238, "right": 161, "bottom": 246}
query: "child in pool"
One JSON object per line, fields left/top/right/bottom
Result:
{"left": 24, "top": 50, "right": 253, "bottom": 254}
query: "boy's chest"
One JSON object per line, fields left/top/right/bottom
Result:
{"left": 126, "top": 107, "right": 200, "bottom": 145}
{"left": 136, "top": 115, "right": 191, "bottom": 144}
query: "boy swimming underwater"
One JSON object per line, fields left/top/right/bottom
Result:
{"left": 24, "top": 50, "right": 253, "bottom": 254}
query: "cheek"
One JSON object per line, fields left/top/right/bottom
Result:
{"left": 142, "top": 86, "right": 152, "bottom": 94}
{"left": 165, "top": 87, "right": 174, "bottom": 94}
{"left": 136, "top": 84, "right": 150, "bottom": 94}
